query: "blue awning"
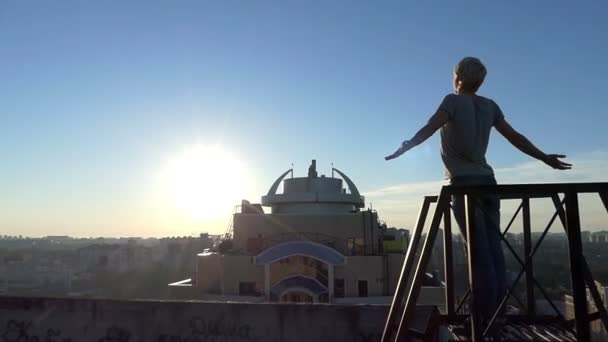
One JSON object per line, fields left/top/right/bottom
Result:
{"left": 254, "top": 240, "right": 346, "bottom": 265}
{"left": 270, "top": 276, "right": 327, "bottom": 296}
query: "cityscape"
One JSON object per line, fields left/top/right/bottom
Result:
{"left": 2, "top": 1, "right": 608, "bottom": 341}
{"left": 0, "top": 159, "right": 608, "bottom": 341}
{"left": 4, "top": 230, "right": 608, "bottom": 302}
{"left": 0, "top": 234, "right": 216, "bottom": 299}
{"left": 1, "top": 161, "right": 608, "bottom": 341}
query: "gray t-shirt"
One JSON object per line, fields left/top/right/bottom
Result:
{"left": 437, "top": 94, "right": 504, "bottom": 179}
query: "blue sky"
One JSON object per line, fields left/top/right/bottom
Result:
{"left": 1, "top": 1, "right": 607, "bottom": 237}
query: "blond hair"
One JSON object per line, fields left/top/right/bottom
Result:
{"left": 454, "top": 57, "right": 487, "bottom": 93}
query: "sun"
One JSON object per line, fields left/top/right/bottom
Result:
{"left": 162, "top": 145, "right": 246, "bottom": 221}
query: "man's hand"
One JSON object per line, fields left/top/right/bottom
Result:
{"left": 385, "top": 147, "right": 405, "bottom": 161}
{"left": 385, "top": 141, "right": 410, "bottom": 160}
{"left": 385, "top": 110, "right": 448, "bottom": 161}
{"left": 542, "top": 154, "right": 572, "bottom": 170}
{"left": 495, "top": 120, "right": 573, "bottom": 171}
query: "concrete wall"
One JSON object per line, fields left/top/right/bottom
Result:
{"left": 196, "top": 254, "right": 222, "bottom": 293}
{"left": 387, "top": 254, "right": 405, "bottom": 295}
{"left": 0, "top": 296, "right": 389, "bottom": 342}
{"left": 221, "top": 256, "right": 264, "bottom": 296}
{"left": 182, "top": 253, "right": 405, "bottom": 301}
{"left": 188, "top": 255, "right": 265, "bottom": 297}
{"left": 338, "top": 256, "right": 386, "bottom": 297}
{"left": 232, "top": 212, "right": 381, "bottom": 255}
{"left": 190, "top": 254, "right": 410, "bottom": 300}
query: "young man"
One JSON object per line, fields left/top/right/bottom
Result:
{"left": 385, "top": 57, "right": 571, "bottom": 321}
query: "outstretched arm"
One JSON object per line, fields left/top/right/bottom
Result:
{"left": 385, "top": 110, "right": 449, "bottom": 160}
{"left": 494, "top": 119, "right": 572, "bottom": 170}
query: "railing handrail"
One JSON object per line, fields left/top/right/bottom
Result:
{"left": 444, "top": 181, "right": 608, "bottom": 198}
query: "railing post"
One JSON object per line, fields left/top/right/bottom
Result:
{"left": 466, "top": 194, "right": 482, "bottom": 342}
{"left": 522, "top": 197, "right": 536, "bottom": 316}
{"left": 565, "top": 192, "right": 590, "bottom": 341}
{"left": 443, "top": 204, "right": 455, "bottom": 319}
{"left": 552, "top": 194, "right": 608, "bottom": 334}
{"left": 395, "top": 192, "right": 449, "bottom": 341}
{"left": 381, "top": 197, "right": 433, "bottom": 342}
{"left": 600, "top": 192, "right": 608, "bottom": 214}
{"left": 328, "top": 264, "right": 334, "bottom": 303}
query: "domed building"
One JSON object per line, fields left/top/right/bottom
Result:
{"left": 169, "top": 160, "right": 430, "bottom": 304}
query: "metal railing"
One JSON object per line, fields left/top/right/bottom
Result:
{"left": 382, "top": 182, "right": 608, "bottom": 342}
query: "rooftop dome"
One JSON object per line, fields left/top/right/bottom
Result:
{"left": 261, "top": 160, "right": 365, "bottom": 214}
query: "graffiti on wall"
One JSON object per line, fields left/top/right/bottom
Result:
{"left": 157, "top": 316, "right": 251, "bottom": 341}
{"left": 2, "top": 316, "right": 252, "bottom": 342}
{"left": 2, "top": 320, "right": 73, "bottom": 342}
{"left": 1, "top": 313, "right": 376, "bottom": 341}
{"left": 97, "top": 326, "right": 131, "bottom": 342}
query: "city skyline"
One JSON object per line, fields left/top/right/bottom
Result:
{"left": 1, "top": 1, "right": 607, "bottom": 237}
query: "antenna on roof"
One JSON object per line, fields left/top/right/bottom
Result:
{"left": 331, "top": 163, "right": 334, "bottom": 178}
{"left": 291, "top": 163, "right": 294, "bottom": 178}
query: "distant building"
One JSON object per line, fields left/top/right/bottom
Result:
{"left": 581, "top": 230, "right": 593, "bottom": 243}
{"left": 76, "top": 241, "right": 163, "bottom": 273}
{"left": 564, "top": 280, "right": 608, "bottom": 341}
{"left": 44, "top": 235, "right": 70, "bottom": 241}
{"left": 592, "top": 231, "right": 608, "bottom": 243}
{"left": 169, "top": 160, "right": 443, "bottom": 305}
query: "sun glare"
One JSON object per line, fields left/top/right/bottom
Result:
{"left": 162, "top": 145, "right": 246, "bottom": 221}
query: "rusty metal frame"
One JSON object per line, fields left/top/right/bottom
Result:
{"left": 381, "top": 182, "right": 608, "bottom": 342}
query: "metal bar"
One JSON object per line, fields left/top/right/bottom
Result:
{"left": 484, "top": 244, "right": 529, "bottom": 336}
{"left": 456, "top": 200, "right": 521, "bottom": 315}
{"left": 582, "top": 265, "right": 608, "bottom": 335}
{"left": 454, "top": 271, "right": 533, "bottom": 316}
{"left": 522, "top": 197, "right": 536, "bottom": 316}
{"left": 444, "top": 204, "right": 455, "bottom": 318}
{"left": 454, "top": 200, "right": 525, "bottom": 315}
{"left": 491, "top": 237, "right": 569, "bottom": 332}
{"left": 502, "top": 201, "right": 523, "bottom": 238}
{"left": 444, "top": 182, "right": 608, "bottom": 198}
{"left": 381, "top": 196, "right": 433, "bottom": 342}
{"left": 426, "top": 195, "right": 439, "bottom": 203}
{"left": 564, "top": 192, "right": 590, "bottom": 341}
{"left": 551, "top": 194, "right": 567, "bottom": 228}
{"left": 523, "top": 199, "right": 571, "bottom": 322}
{"left": 552, "top": 194, "right": 608, "bottom": 336}
{"left": 523, "top": 198, "right": 574, "bottom": 332}
{"left": 485, "top": 199, "right": 568, "bottom": 336}
{"left": 456, "top": 288, "right": 470, "bottom": 313}
{"left": 600, "top": 192, "right": 608, "bottom": 214}
{"left": 465, "top": 194, "right": 482, "bottom": 342}
{"left": 395, "top": 191, "right": 450, "bottom": 341}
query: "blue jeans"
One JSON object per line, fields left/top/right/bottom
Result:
{"left": 450, "top": 175, "right": 506, "bottom": 320}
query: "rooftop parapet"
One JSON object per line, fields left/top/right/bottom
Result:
{"left": 0, "top": 295, "right": 420, "bottom": 341}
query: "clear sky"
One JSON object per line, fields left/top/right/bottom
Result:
{"left": 1, "top": 1, "right": 607, "bottom": 237}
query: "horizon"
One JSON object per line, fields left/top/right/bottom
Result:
{"left": 4, "top": 228, "right": 608, "bottom": 240}
{"left": 1, "top": 1, "right": 607, "bottom": 237}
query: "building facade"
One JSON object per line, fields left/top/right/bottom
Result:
{"left": 169, "top": 160, "right": 432, "bottom": 304}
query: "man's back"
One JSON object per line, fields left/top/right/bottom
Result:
{"left": 384, "top": 55, "right": 571, "bottom": 326}
{"left": 438, "top": 94, "right": 504, "bottom": 179}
